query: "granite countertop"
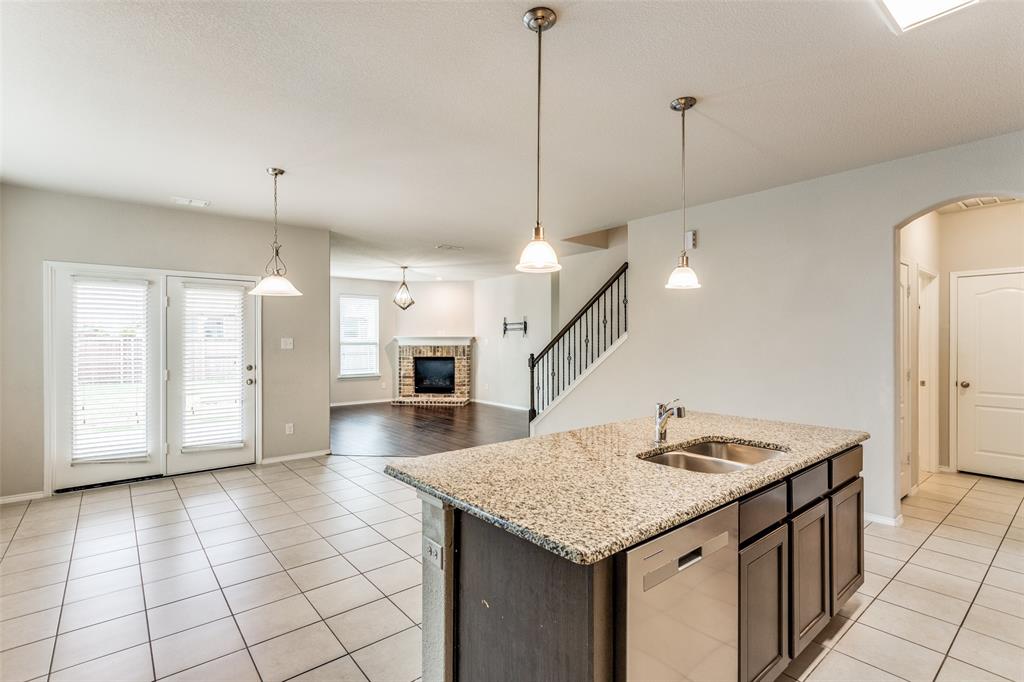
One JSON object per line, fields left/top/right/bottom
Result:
{"left": 384, "top": 412, "right": 869, "bottom": 565}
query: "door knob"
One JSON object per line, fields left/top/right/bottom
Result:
{"left": 960, "top": 380, "right": 970, "bottom": 388}
{"left": 246, "top": 364, "right": 254, "bottom": 371}
{"left": 246, "top": 378, "right": 255, "bottom": 385}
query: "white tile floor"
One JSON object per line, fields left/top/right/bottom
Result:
{"left": 1, "top": 463, "right": 1022, "bottom": 682}
{"left": 0, "top": 455, "right": 423, "bottom": 682}
{"left": 782, "top": 472, "right": 1024, "bottom": 682}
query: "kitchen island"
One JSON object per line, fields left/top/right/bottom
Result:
{"left": 385, "top": 411, "right": 870, "bottom": 682}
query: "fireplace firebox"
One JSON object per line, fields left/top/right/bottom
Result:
{"left": 414, "top": 357, "right": 456, "bottom": 394}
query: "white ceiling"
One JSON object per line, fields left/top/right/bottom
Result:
{"left": 3, "top": 1, "right": 1023, "bottom": 281}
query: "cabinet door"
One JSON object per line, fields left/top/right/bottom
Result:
{"left": 789, "top": 499, "right": 831, "bottom": 657}
{"left": 740, "top": 524, "right": 790, "bottom": 682}
{"left": 829, "top": 477, "right": 865, "bottom": 613}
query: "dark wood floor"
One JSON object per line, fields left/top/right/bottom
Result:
{"left": 329, "top": 401, "right": 530, "bottom": 457}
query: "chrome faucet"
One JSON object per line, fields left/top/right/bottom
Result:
{"left": 655, "top": 399, "right": 685, "bottom": 444}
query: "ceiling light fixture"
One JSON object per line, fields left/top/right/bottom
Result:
{"left": 878, "top": 0, "right": 976, "bottom": 32}
{"left": 249, "top": 168, "right": 302, "bottom": 297}
{"left": 515, "top": 7, "right": 561, "bottom": 274}
{"left": 665, "top": 97, "right": 701, "bottom": 290}
{"left": 393, "top": 266, "right": 415, "bottom": 310}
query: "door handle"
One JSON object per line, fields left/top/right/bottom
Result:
{"left": 246, "top": 378, "right": 255, "bottom": 385}
{"left": 246, "top": 364, "right": 254, "bottom": 371}
{"left": 959, "top": 380, "right": 970, "bottom": 389}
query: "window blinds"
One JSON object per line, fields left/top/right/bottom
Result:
{"left": 339, "top": 296, "right": 380, "bottom": 376}
{"left": 181, "top": 283, "right": 246, "bottom": 450}
{"left": 71, "top": 278, "right": 150, "bottom": 462}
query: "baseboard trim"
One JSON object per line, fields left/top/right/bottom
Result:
{"left": 260, "top": 449, "right": 331, "bottom": 465}
{"left": 0, "top": 491, "right": 51, "bottom": 505}
{"left": 330, "top": 399, "right": 392, "bottom": 407}
{"left": 865, "top": 512, "right": 904, "bottom": 527}
{"left": 471, "top": 399, "right": 529, "bottom": 411}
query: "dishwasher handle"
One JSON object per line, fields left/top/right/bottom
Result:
{"left": 642, "top": 530, "right": 729, "bottom": 592}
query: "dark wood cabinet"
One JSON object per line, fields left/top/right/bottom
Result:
{"left": 789, "top": 499, "right": 831, "bottom": 657}
{"left": 829, "top": 476, "right": 865, "bottom": 613}
{"left": 739, "top": 524, "right": 790, "bottom": 682}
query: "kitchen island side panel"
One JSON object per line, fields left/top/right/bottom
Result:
{"left": 456, "top": 512, "right": 614, "bottom": 681}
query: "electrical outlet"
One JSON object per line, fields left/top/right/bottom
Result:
{"left": 284, "top": 423, "right": 294, "bottom": 435}
{"left": 380, "top": 381, "right": 386, "bottom": 390}
{"left": 280, "top": 337, "right": 294, "bottom": 350}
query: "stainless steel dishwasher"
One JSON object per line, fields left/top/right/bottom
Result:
{"left": 622, "top": 503, "right": 738, "bottom": 681}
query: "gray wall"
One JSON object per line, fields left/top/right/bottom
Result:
{"left": 1, "top": 185, "right": 331, "bottom": 496}
{"left": 533, "top": 131, "right": 1024, "bottom": 522}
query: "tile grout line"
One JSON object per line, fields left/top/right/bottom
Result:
{"left": 186, "top": 475, "right": 266, "bottom": 682}
{"left": 126, "top": 479, "right": 159, "bottom": 682}
{"left": 44, "top": 492, "right": 84, "bottom": 679}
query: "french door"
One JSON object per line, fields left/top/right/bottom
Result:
{"left": 166, "top": 277, "right": 257, "bottom": 475}
{"left": 48, "top": 265, "right": 259, "bottom": 491}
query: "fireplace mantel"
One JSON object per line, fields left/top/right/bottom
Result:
{"left": 394, "top": 336, "right": 473, "bottom": 346}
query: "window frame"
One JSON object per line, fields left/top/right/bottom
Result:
{"left": 338, "top": 293, "right": 381, "bottom": 379}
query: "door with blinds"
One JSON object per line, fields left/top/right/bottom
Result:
{"left": 51, "top": 272, "right": 163, "bottom": 489}
{"left": 166, "top": 277, "right": 257, "bottom": 475}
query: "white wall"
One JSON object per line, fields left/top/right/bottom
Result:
{"left": 900, "top": 212, "right": 941, "bottom": 275}
{"left": 472, "top": 273, "right": 552, "bottom": 409}
{"left": 554, "top": 226, "right": 628, "bottom": 328}
{"left": 329, "top": 278, "right": 475, "bottom": 405}
{"left": 394, "top": 281, "right": 474, "bottom": 338}
{"left": 533, "top": 131, "right": 1024, "bottom": 522}
{"left": 1, "top": 184, "right": 331, "bottom": 497}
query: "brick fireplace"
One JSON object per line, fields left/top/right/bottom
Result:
{"left": 393, "top": 337, "right": 473, "bottom": 406}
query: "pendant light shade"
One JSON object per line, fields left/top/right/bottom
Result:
{"left": 393, "top": 266, "right": 415, "bottom": 310}
{"left": 665, "top": 253, "right": 701, "bottom": 289}
{"left": 516, "top": 7, "right": 561, "bottom": 274}
{"left": 516, "top": 225, "right": 561, "bottom": 273}
{"left": 250, "top": 167, "right": 302, "bottom": 297}
{"left": 665, "top": 97, "right": 701, "bottom": 291}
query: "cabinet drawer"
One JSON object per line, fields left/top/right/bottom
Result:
{"left": 828, "top": 446, "right": 863, "bottom": 490}
{"left": 740, "top": 482, "right": 787, "bottom": 545}
{"left": 789, "top": 462, "right": 828, "bottom": 513}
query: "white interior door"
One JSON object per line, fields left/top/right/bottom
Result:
{"left": 899, "top": 263, "right": 912, "bottom": 496}
{"left": 955, "top": 270, "right": 1024, "bottom": 480}
{"left": 166, "top": 277, "right": 257, "bottom": 475}
{"left": 51, "top": 268, "right": 163, "bottom": 490}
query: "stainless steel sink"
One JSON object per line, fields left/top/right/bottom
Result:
{"left": 643, "top": 441, "right": 787, "bottom": 474}
{"left": 645, "top": 451, "right": 751, "bottom": 474}
{"left": 681, "top": 441, "right": 787, "bottom": 465}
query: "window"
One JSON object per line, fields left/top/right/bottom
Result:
{"left": 339, "top": 295, "right": 380, "bottom": 377}
{"left": 70, "top": 277, "right": 150, "bottom": 462}
{"left": 181, "top": 283, "right": 246, "bottom": 449}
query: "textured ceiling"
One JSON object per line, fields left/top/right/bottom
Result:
{"left": 3, "top": 1, "right": 1023, "bottom": 280}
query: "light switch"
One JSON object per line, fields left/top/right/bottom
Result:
{"left": 285, "top": 423, "right": 294, "bottom": 435}
{"left": 280, "top": 337, "right": 294, "bottom": 350}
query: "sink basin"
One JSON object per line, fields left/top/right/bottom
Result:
{"left": 680, "top": 441, "right": 787, "bottom": 465}
{"left": 645, "top": 451, "right": 750, "bottom": 474}
{"left": 643, "top": 441, "right": 787, "bottom": 474}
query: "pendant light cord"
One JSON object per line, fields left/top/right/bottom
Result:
{"left": 535, "top": 26, "right": 543, "bottom": 232}
{"left": 680, "top": 106, "right": 687, "bottom": 253}
{"left": 266, "top": 171, "right": 288, "bottom": 276}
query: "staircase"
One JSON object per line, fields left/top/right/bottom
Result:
{"left": 528, "top": 262, "right": 628, "bottom": 421}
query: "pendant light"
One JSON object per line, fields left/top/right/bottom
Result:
{"left": 665, "top": 97, "right": 702, "bottom": 290}
{"left": 393, "top": 266, "right": 415, "bottom": 310}
{"left": 515, "top": 7, "right": 561, "bottom": 274}
{"left": 250, "top": 167, "right": 302, "bottom": 297}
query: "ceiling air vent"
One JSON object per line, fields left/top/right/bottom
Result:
{"left": 435, "top": 243, "right": 464, "bottom": 251}
{"left": 939, "top": 196, "right": 1018, "bottom": 213}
